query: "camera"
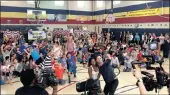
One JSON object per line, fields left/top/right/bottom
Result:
{"left": 76, "top": 79, "right": 101, "bottom": 95}
{"left": 132, "top": 62, "right": 169, "bottom": 93}
{"left": 36, "top": 68, "right": 59, "bottom": 88}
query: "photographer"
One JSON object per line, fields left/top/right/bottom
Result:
{"left": 96, "top": 54, "right": 119, "bottom": 95}
{"left": 133, "top": 68, "right": 170, "bottom": 95}
{"left": 133, "top": 69, "right": 147, "bottom": 95}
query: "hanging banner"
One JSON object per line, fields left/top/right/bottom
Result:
{"left": 76, "top": 15, "right": 88, "bottom": 21}
{"left": 28, "top": 30, "right": 46, "bottom": 40}
{"left": 96, "top": 15, "right": 103, "bottom": 22}
{"left": 54, "top": 30, "right": 70, "bottom": 36}
{"left": 74, "top": 30, "right": 90, "bottom": 35}
{"left": 1, "top": 31, "right": 20, "bottom": 40}
{"left": 126, "top": 8, "right": 160, "bottom": 17}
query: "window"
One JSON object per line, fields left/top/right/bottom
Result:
{"left": 55, "top": 1, "right": 64, "bottom": 6}
{"left": 27, "top": 1, "right": 34, "bottom": 4}
{"left": 113, "top": 1, "right": 121, "bottom": 5}
{"left": 77, "top": 1, "right": 85, "bottom": 8}
{"left": 97, "top": 1, "right": 104, "bottom": 8}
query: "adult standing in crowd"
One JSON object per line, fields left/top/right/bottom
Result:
{"left": 142, "top": 32, "right": 147, "bottom": 43}
{"left": 129, "top": 32, "right": 133, "bottom": 45}
{"left": 159, "top": 33, "right": 165, "bottom": 50}
{"left": 126, "top": 31, "right": 130, "bottom": 44}
{"left": 96, "top": 54, "right": 119, "bottom": 95}
{"left": 66, "top": 35, "right": 75, "bottom": 55}
{"left": 106, "top": 32, "right": 110, "bottom": 44}
{"left": 163, "top": 38, "right": 170, "bottom": 58}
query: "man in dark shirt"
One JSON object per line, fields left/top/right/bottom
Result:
{"left": 96, "top": 54, "right": 119, "bottom": 95}
{"left": 15, "top": 69, "right": 49, "bottom": 95}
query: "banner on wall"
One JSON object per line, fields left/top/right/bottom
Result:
{"left": 53, "top": 30, "right": 91, "bottom": 36}
{"left": 126, "top": 8, "right": 160, "bottom": 17}
{"left": 28, "top": 31, "right": 46, "bottom": 40}
{"left": 1, "top": 31, "right": 20, "bottom": 40}
{"left": 54, "top": 30, "right": 70, "bottom": 36}
{"left": 76, "top": 15, "right": 88, "bottom": 21}
{"left": 96, "top": 15, "right": 103, "bottom": 22}
{"left": 74, "top": 30, "right": 91, "bottom": 35}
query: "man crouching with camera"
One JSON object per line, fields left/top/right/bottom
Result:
{"left": 133, "top": 67, "right": 170, "bottom": 95}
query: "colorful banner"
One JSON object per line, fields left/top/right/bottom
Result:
{"left": 74, "top": 30, "right": 90, "bottom": 35}
{"left": 126, "top": 8, "right": 161, "bottom": 17}
{"left": 54, "top": 30, "right": 70, "bottom": 36}
{"left": 96, "top": 15, "right": 103, "bottom": 22}
{"left": 76, "top": 15, "right": 88, "bottom": 21}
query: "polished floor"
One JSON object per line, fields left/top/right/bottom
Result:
{"left": 1, "top": 58, "right": 169, "bottom": 95}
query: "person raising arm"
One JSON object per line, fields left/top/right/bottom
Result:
{"left": 133, "top": 69, "right": 147, "bottom": 95}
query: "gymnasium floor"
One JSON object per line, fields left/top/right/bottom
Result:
{"left": 1, "top": 58, "right": 169, "bottom": 95}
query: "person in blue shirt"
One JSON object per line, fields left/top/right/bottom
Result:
{"left": 135, "top": 33, "right": 140, "bottom": 45}
{"left": 66, "top": 53, "right": 76, "bottom": 83}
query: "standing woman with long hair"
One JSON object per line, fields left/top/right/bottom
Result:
{"left": 88, "top": 57, "right": 100, "bottom": 80}
{"left": 88, "top": 57, "right": 101, "bottom": 94}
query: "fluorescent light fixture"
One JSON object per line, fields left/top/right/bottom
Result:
{"left": 113, "top": 1, "right": 121, "bottom": 5}
{"left": 77, "top": 1, "right": 85, "bottom": 8}
{"left": 55, "top": 1, "right": 64, "bottom": 6}
{"left": 97, "top": 1, "right": 104, "bottom": 8}
{"left": 27, "top": 1, "right": 34, "bottom": 4}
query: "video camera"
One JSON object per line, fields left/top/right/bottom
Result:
{"left": 132, "top": 61, "right": 169, "bottom": 93}
{"left": 36, "top": 68, "right": 59, "bottom": 89}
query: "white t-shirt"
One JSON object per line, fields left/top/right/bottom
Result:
{"left": 129, "top": 35, "right": 133, "bottom": 41}
{"left": 111, "top": 57, "right": 120, "bottom": 66}
{"left": 159, "top": 36, "right": 165, "bottom": 44}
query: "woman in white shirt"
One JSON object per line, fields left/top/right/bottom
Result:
{"left": 159, "top": 33, "right": 165, "bottom": 45}
{"left": 129, "top": 33, "right": 134, "bottom": 45}
{"left": 88, "top": 57, "right": 100, "bottom": 80}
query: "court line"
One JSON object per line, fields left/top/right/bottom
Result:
{"left": 116, "top": 85, "right": 136, "bottom": 90}
{"left": 115, "top": 87, "right": 138, "bottom": 95}
{"left": 56, "top": 78, "right": 87, "bottom": 92}
{"left": 56, "top": 81, "right": 77, "bottom": 92}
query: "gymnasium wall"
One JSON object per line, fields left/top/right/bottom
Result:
{"left": 0, "top": 1, "right": 169, "bottom": 32}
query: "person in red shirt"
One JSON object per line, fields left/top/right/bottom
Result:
{"left": 137, "top": 50, "right": 143, "bottom": 62}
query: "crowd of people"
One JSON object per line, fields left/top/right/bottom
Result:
{"left": 0, "top": 30, "right": 170, "bottom": 95}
